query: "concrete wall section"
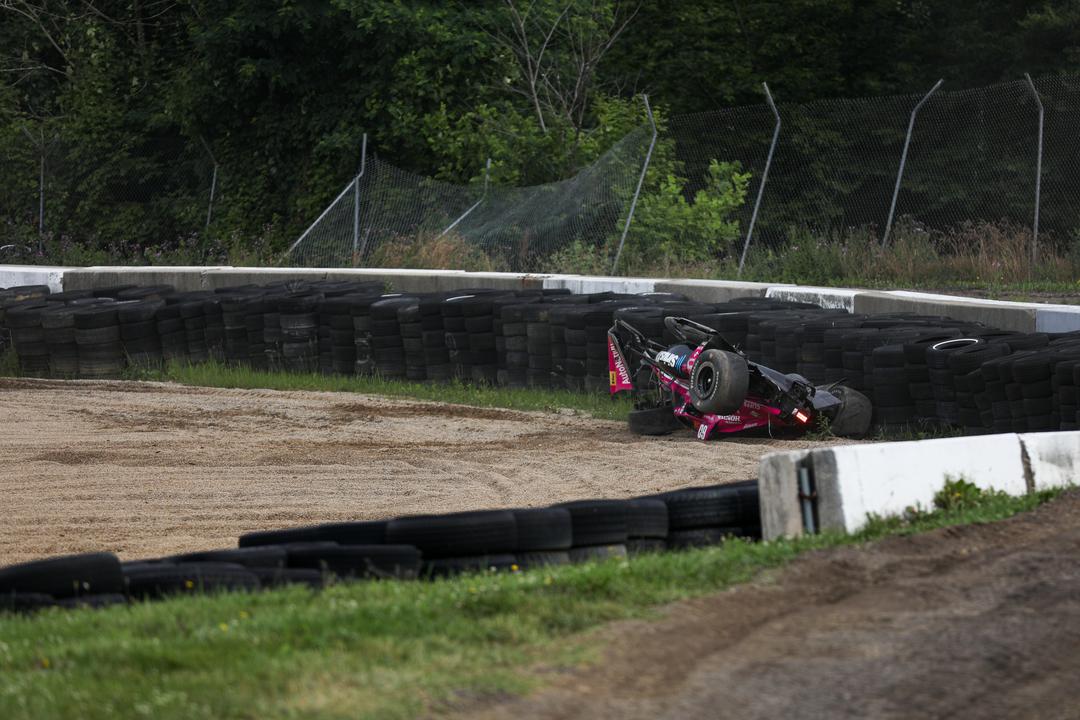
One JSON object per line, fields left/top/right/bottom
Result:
{"left": 757, "top": 449, "right": 811, "bottom": 540}
{"left": 61, "top": 266, "right": 226, "bottom": 293}
{"left": 541, "top": 274, "right": 656, "bottom": 295}
{"left": 653, "top": 278, "right": 775, "bottom": 303}
{"left": 816, "top": 434, "right": 1027, "bottom": 534}
{"left": 1018, "top": 431, "right": 1080, "bottom": 492}
{"left": 853, "top": 290, "right": 1038, "bottom": 332}
{"left": 1033, "top": 306, "right": 1080, "bottom": 334}
{"left": 766, "top": 285, "right": 858, "bottom": 312}
{"left": 0, "top": 265, "right": 73, "bottom": 293}
{"left": 760, "top": 433, "right": 1039, "bottom": 539}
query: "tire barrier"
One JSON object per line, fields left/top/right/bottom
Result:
{"left": 0, "top": 483, "right": 762, "bottom": 613}
{"left": 6, "top": 279, "right": 1080, "bottom": 433}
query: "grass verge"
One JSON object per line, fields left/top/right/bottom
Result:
{"left": 0, "top": 485, "right": 1062, "bottom": 720}
{"left": 140, "top": 360, "right": 633, "bottom": 422}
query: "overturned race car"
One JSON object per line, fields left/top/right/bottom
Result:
{"left": 608, "top": 315, "right": 872, "bottom": 440}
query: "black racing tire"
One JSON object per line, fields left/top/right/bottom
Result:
{"left": 627, "top": 405, "right": 681, "bottom": 436}
{"left": 122, "top": 562, "right": 261, "bottom": 599}
{"left": 284, "top": 544, "right": 421, "bottom": 580}
{"left": 512, "top": 508, "right": 572, "bottom": 552}
{"left": 827, "top": 385, "right": 873, "bottom": 438}
{"left": 567, "top": 544, "right": 628, "bottom": 563}
{"left": 555, "top": 500, "right": 629, "bottom": 546}
{"left": 0, "top": 552, "right": 123, "bottom": 598}
{"left": 689, "top": 349, "right": 748, "bottom": 414}
{"left": 167, "top": 546, "right": 288, "bottom": 568}
{"left": 238, "top": 520, "right": 386, "bottom": 547}
{"left": 0, "top": 592, "right": 56, "bottom": 613}
{"left": 625, "top": 498, "right": 669, "bottom": 539}
{"left": 658, "top": 485, "right": 745, "bottom": 530}
{"left": 386, "top": 510, "right": 516, "bottom": 558}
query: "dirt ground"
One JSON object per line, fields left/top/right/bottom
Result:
{"left": 0, "top": 378, "right": 831, "bottom": 565}
{"left": 457, "top": 490, "right": 1080, "bottom": 720}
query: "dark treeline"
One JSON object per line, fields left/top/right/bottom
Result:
{"left": 1, "top": 0, "right": 1077, "bottom": 260}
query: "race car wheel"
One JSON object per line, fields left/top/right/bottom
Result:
{"left": 828, "top": 385, "right": 872, "bottom": 438}
{"left": 628, "top": 406, "right": 681, "bottom": 436}
{"left": 689, "top": 349, "right": 748, "bottom": 415}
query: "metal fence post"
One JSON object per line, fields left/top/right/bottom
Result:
{"left": 21, "top": 127, "right": 45, "bottom": 252}
{"left": 1023, "top": 73, "right": 1044, "bottom": 268}
{"left": 738, "top": 82, "right": 780, "bottom": 277}
{"left": 611, "top": 94, "right": 657, "bottom": 275}
{"left": 882, "top": 79, "right": 943, "bottom": 246}
{"left": 198, "top": 136, "right": 219, "bottom": 232}
{"left": 436, "top": 157, "right": 492, "bottom": 239}
{"left": 352, "top": 133, "right": 367, "bottom": 266}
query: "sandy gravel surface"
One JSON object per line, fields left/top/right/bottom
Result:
{"left": 0, "top": 378, "right": 831, "bottom": 564}
{"left": 458, "top": 490, "right": 1080, "bottom": 720}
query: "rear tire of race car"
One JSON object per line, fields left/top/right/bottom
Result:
{"left": 689, "top": 349, "right": 749, "bottom": 415}
{"left": 828, "top": 385, "right": 873, "bottom": 438}
{"left": 627, "top": 406, "right": 681, "bottom": 436}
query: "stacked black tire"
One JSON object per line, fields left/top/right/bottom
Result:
{"left": 658, "top": 481, "right": 761, "bottom": 548}
{"left": 118, "top": 299, "right": 165, "bottom": 368}
{"left": 5, "top": 300, "right": 51, "bottom": 375}
{"left": 418, "top": 295, "right": 451, "bottom": 383}
{"left": 74, "top": 303, "right": 124, "bottom": 378}
{"left": 500, "top": 302, "right": 534, "bottom": 389}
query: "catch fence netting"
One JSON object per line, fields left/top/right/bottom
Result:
{"left": 287, "top": 75, "right": 1080, "bottom": 272}
{"left": 286, "top": 124, "right": 652, "bottom": 271}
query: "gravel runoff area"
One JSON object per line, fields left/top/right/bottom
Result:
{"left": 457, "top": 490, "right": 1080, "bottom": 720}
{"left": 0, "top": 378, "right": 837, "bottom": 565}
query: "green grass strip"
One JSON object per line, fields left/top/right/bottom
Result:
{"left": 0, "top": 486, "right": 1060, "bottom": 720}
{"left": 144, "top": 360, "right": 633, "bottom": 422}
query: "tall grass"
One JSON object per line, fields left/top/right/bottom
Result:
{"left": 152, "top": 360, "right": 633, "bottom": 421}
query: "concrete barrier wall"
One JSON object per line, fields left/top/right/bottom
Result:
{"left": 6, "top": 264, "right": 1080, "bottom": 332}
{"left": 0, "top": 265, "right": 72, "bottom": 293}
{"left": 759, "top": 431, "right": 1079, "bottom": 540}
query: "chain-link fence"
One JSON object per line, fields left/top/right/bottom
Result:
{"left": 287, "top": 74, "right": 1080, "bottom": 273}
{"left": 3, "top": 75, "right": 1077, "bottom": 272}
{"left": 286, "top": 124, "right": 653, "bottom": 271}
{"left": 0, "top": 129, "right": 220, "bottom": 261}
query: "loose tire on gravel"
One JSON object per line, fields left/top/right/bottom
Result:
{"left": 827, "top": 385, "right": 872, "bottom": 437}
{"left": 627, "top": 405, "right": 682, "bottom": 436}
{"left": 689, "top": 349, "right": 748, "bottom": 414}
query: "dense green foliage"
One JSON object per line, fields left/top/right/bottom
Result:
{"left": 1, "top": 1, "right": 1078, "bottom": 262}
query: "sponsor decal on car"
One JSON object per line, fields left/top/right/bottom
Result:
{"left": 608, "top": 336, "right": 634, "bottom": 394}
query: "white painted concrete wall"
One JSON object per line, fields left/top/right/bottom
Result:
{"left": 1018, "top": 431, "right": 1080, "bottom": 492}
{"left": 0, "top": 265, "right": 72, "bottom": 293}
{"left": 820, "top": 434, "right": 1027, "bottom": 534}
